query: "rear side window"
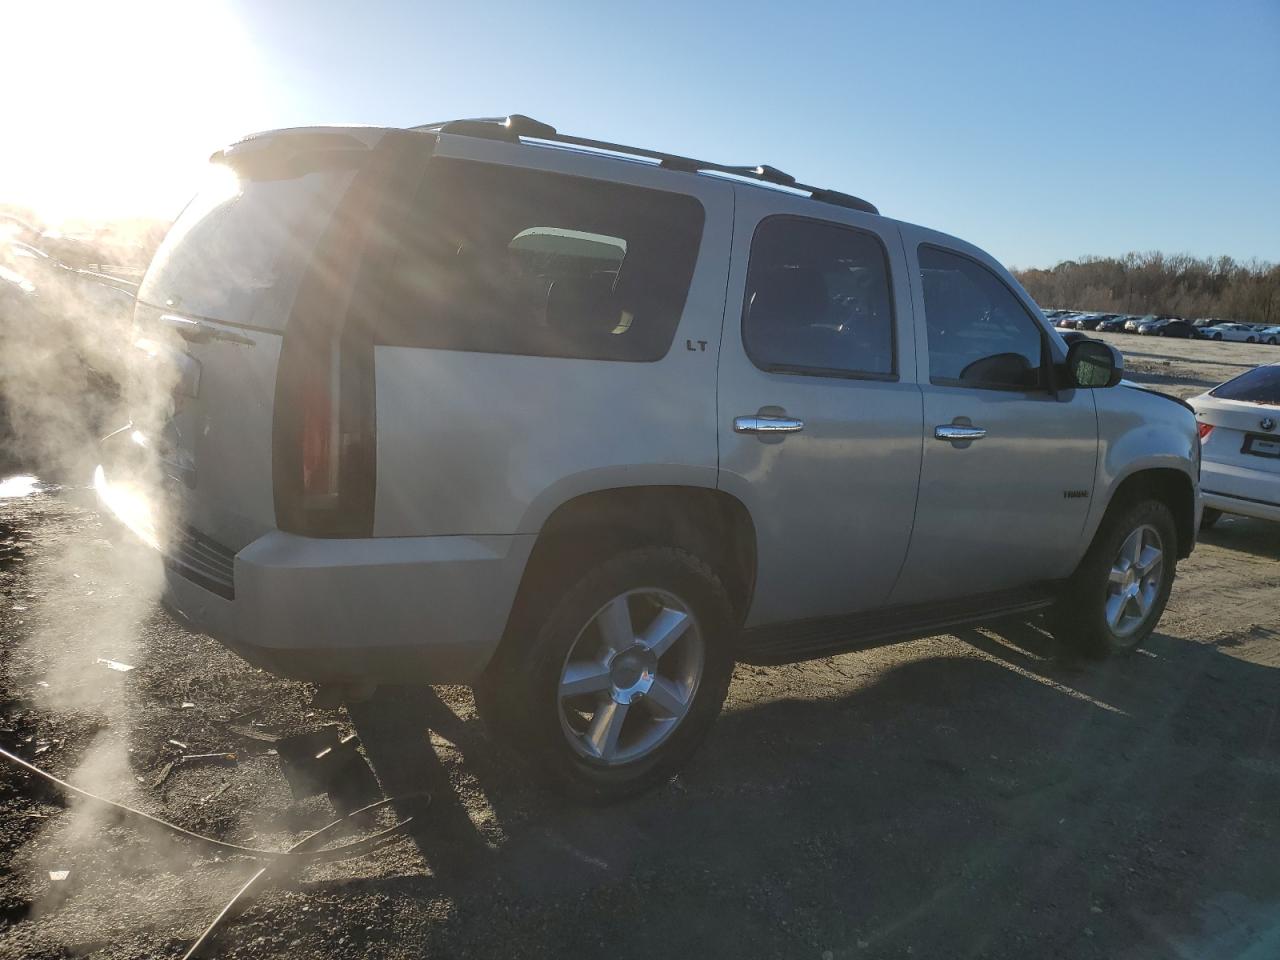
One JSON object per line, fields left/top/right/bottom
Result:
{"left": 742, "top": 217, "right": 895, "bottom": 378}
{"left": 139, "top": 164, "right": 356, "bottom": 330}
{"left": 380, "top": 158, "right": 705, "bottom": 361}
{"left": 918, "top": 245, "right": 1047, "bottom": 390}
{"left": 1210, "top": 365, "right": 1280, "bottom": 405}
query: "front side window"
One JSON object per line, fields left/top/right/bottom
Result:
{"left": 742, "top": 217, "right": 896, "bottom": 378}
{"left": 380, "top": 158, "right": 705, "bottom": 361}
{"left": 918, "top": 245, "right": 1047, "bottom": 390}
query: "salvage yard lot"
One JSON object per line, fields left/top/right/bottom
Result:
{"left": 1, "top": 334, "right": 1278, "bottom": 959}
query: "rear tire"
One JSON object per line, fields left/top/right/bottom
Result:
{"left": 1200, "top": 507, "right": 1222, "bottom": 530}
{"left": 475, "top": 546, "right": 736, "bottom": 803}
{"left": 1213, "top": 333, "right": 1222, "bottom": 340}
{"left": 1048, "top": 498, "right": 1177, "bottom": 658}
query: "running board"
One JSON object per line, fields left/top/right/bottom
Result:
{"left": 739, "top": 584, "right": 1061, "bottom": 666}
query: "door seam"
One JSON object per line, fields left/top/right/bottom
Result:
{"left": 885, "top": 226, "right": 927, "bottom": 604}
{"left": 713, "top": 186, "right": 738, "bottom": 488}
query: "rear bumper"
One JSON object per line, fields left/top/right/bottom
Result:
{"left": 1202, "top": 459, "right": 1280, "bottom": 524}
{"left": 95, "top": 466, "right": 535, "bottom": 684}
{"left": 164, "top": 530, "right": 536, "bottom": 683}
{"left": 1202, "top": 489, "right": 1280, "bottom": 524}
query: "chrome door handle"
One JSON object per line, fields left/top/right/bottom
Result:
{"left": 935, "top": 424, "right": 987, "bottom": 442}
{"left": 734, "top": 415, "right": 805, "bottom": 435}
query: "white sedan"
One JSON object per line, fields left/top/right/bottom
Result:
{"left": 1204, "top": 322, "right": 1261, "bottom": 343}
{"left": 1191, "top": 362, "right": 1280, "bottom": 527}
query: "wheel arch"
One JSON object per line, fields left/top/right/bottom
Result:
{"left": 1098, "top": 467, "right": 1197, "bottom": 559}
{"left": 505, "top": 485, "right": 758, "bottom": 636}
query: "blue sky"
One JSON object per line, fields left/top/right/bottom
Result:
{"left": 10, "top": 0, "right": 1279, "bottom": 268}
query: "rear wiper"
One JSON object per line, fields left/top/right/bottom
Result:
{"left": 159, "top": 314, "right": 256, "bottom": 347}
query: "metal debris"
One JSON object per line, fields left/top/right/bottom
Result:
{"left": 181, "top": 795, "right": 414, "bottom": 960}
{"left": 199, "top": 782, "right": 232, "bottom": 805}
{"left": 180, "top": 752, "right": 238, "bottom": 766}
{"left": 2, "top": 744, "right": 414, "bottom": 863}
{"left": 226, "top": 723, "right": 279, "bottom": 744}
{"left": 275, "top": 727, "right": 380, "bottom": 815}
{"left": 95, "top": 657, "right": 135, "bottom": 673}
{"left": 152, "top": 760, "right": 175, "bottom": 789}
{"left": 48, "top": 870, "right": 70, "bottom": 881}
{"left": 275, "top": 727, "right": 347, "bottom": 799}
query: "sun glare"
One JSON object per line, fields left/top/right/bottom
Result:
{"left": 1, "top": 1, "right": 268, "bottom": 226}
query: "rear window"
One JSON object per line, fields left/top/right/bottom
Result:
{"left": 1209, "top": 365, "right": 1280, "bottom": 405}
{"left": 378, "top": 158, "right": 705, "bottom": 361}
{"left": 138, "top": 163, "right": 356, "bottom": 330}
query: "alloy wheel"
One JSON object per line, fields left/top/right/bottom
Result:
{"left": 557, "top": 589, "right": 704, "bottom": 765}
{"left": 1105, "top": 524, "right": 1164, "bottom": 637}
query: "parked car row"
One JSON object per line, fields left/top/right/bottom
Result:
{"left": 1045, "top": 310, "right": 1280, "bottom": 345}
{"left": 1199, "top": 321, "right": 1280, "bottom": 344}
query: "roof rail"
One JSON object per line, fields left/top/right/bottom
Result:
{"left": 411, "top": 115, "right": 879, "bottom": 216}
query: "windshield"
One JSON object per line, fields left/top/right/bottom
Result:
{"left": 137, "top": 162, "right": 355, "bottom": 330}
{"left": 1210, "top": 364, "right": 1280, "bottom": 405}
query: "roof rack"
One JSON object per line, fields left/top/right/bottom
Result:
{"left": 411, "top": 115, "right": 879, "bottom": 216}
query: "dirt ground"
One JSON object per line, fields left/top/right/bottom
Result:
{"left": 1, "top": 333, "right": 1277, "bottom": 959}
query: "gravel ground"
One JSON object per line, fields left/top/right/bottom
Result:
{"left": 1, "top": 333, "right": 1278, "bottom": 959}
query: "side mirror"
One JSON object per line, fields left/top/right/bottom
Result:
{"left": 1066, "top": 338, "right": 1123, "bottom": 388}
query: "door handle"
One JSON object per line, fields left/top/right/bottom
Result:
{"left": 934, "top": 424, "right": 987, "bottom": 442}
{"left": 734, "top": 415, "right": 805, "bottom": 435}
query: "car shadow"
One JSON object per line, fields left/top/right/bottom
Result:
{"left": 1198, "top": 515, "right": 1280, "bottom": 561}
{"left": 344, "top": 621, "right": 1280, "bottom": 958}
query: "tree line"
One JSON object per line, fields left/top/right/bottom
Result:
{"left": 1014, "top": 253, "right": 1280, "bottom": 325}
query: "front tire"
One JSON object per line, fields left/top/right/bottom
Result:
{"left": 476, "top": 547, "right": 736, "bottom": 803}
{"left": 1048, "top": 499, "right": 1177, "bottom": 658}
{"left": 1213, "top": 333, "right": 1223, "bottom": 340}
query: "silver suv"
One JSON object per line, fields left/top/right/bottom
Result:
{"left": 98, "top": 116, "right": 1201, "bottom": 801}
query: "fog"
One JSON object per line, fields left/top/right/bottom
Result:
{"left": 0, "top": 225, "right": 199, "bottom": 926}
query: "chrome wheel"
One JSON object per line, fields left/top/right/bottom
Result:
{"left": 558, "top": 588, "right": 704, "bottom": 765}
{"left": 1105, "top": 524, "right": 1164, "bottom": 637}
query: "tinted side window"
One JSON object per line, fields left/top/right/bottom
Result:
{"left": 380, "top": 158, "right": 705, "bottom": 361}
{"left": 743, "top": 217, "right": 895, "bottom": 378}
{"left": 918, "top": 246, "right": 1046, "bottom": 390}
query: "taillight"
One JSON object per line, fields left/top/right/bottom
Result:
{"left": 272, "top": 130, "right": 412, "bottom": 538}
{"left": 1197, "top": 422, "right": 1215, "bottom": 443}
{"left": 300, "top": 337, "right": 340, "bottom": 504}
{"left": 274, "top": 325, "right": 375, "bottom": 538}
